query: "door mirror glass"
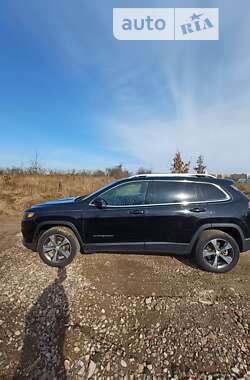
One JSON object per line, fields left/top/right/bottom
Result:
{"left": 93, "top": 197, "right": 107, "bottom": 209}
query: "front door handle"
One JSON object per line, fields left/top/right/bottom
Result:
{"left": 129, "top": 209, "right": 145, "bottom": 215}
{"left": 189, "top": 207, "right": 207, "bottom": 213}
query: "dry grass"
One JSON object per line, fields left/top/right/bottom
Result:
{"left": 0, "top": 174, "right": 249, "bottom": 216}
{"left": 0, "top": 174, "right": 113, "bottom": 215}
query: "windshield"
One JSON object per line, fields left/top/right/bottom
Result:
{"left": 75, "top": 179, "right": 121, "bottom": 201}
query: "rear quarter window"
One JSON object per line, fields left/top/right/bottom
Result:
{"left": 196, "top": 183, "right": 228, "bottom": 202}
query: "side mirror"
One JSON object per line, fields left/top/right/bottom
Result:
{"left": 93, "top": 197, "right": 107, "bottom": 209}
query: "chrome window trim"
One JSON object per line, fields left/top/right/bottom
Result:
{"left": 89, "top": 180, "right": 231, "bottom": 208}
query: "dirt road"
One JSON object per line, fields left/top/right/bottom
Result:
{"left": 0, "top": 216, "right": 20, "bottom": 250}
{"left": 0, "top": 218, "right": 250, "bottom": 379}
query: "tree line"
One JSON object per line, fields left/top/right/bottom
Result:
{"left": 0, "top": 152, "right": 248, "bottom": 181}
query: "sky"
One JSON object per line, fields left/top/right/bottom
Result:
{"left": 0, "top": 0, "right": 249, "bottom": 173}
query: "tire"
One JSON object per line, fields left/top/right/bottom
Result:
{"left": 194, "top": 230, "right": 240, "bottom": 273}
{"left": 37, "top": 227, "right": 79, "bottom": 267}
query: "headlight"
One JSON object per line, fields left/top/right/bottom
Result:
{"left": 23, "top": 212, "right": 35, "bottom": 220}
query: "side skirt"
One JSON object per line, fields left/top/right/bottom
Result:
{"left": 84, "top": 242, "right": 191, "bottom": 255}
{"left": 84, "top": 242, "right": 145, "bottom": 253}
{"left": 145, "top": 242, "right": 190, "bottom": 255}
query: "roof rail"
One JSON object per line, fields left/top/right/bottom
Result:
{"left": 130, "top": 173, "right": 217, "bottom": 179}
{"left": 190, "top": 173, "right": 217, "bottom": 178}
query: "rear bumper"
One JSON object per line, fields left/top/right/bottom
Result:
{"left": 243, "top": 238, "right": 250, "bottom": 252}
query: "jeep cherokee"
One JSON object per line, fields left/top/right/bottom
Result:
{"left": 22, "top": 174, "right": 250, "bottom": 273}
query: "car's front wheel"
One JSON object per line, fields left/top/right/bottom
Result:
{"left": 194, "top": 230, "right": 240, "bottom": 273}
{"left": 37, "top": 227, "right": 79, "bottom": 267}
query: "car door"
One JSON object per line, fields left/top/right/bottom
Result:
{"left": 143, "top": 180, "right": 210, "bottom": 254}
{"left": 83, "top": 180, "right": 149, "bottom": 252}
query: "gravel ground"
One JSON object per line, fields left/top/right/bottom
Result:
{"left": 0, "top": 225, "right": 250, "bottom": 379}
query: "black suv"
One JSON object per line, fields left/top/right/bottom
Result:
{"left": 22, "top": 174, "right": 250, "bottom": 273}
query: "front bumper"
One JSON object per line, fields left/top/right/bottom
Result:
{"left": 21, "top": 219, "right": 37, "bottom": 251}
{"left": 243, "top": 238, "right": 250, "bottom": 252}
{"left": 22, "top": 239, "right": 36, "bottom": 251}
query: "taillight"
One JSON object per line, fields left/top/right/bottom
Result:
{"left": 248, "top": 201, "right": 250, "bottom": 209}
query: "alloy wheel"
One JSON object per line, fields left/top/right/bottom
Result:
{"left": 202, "top": 238, "right": 234, "bottom": 269}
{"left": 42, "top": 234, "right": 72, "bottom": 264}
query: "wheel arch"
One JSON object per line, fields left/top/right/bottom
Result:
{"left": 190, "top": 223, "right": 244, "bottom": 253}
{"left": 34, "top": 221, "right": 84, "bottom": 251}
{"left": 210, "top": 223, "right": 244, "bottom": 252}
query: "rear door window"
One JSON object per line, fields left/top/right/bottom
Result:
{"left": 146, "top": 181, "right": 198, "bottom": 204}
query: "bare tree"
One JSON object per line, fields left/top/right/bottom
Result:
{"left": 194, "top": 155, "right": 207, "bottom": 174}
{"left": 136, "top": 167, "right": 152, "bottom": 175}
{"left": 29, "top": 152, "right": 41, "bottom": 174}
{"left": 105, "top": 164, "right": 130, "bottom": 179}
{"left": 170, "top": 151, "right": 190, "bottom": 173}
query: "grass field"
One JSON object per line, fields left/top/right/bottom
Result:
{"left": 0, "top": 173, "right": 249, "bottom": 215}
{"left": 0, "top": 174, "right": 113, "bottom": 215}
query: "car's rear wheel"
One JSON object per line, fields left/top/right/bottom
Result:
{"left": 37, "top": 227, "right": 79, "bottom": 267}
{"left": 194, "top": 230, "right": 240, "bottom": 273}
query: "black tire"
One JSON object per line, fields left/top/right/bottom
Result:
{"left": 194, "top": 230, "right": 240, "bottom": 273}
{"left": 37, "top": 227, "right": 79, "bottom": 267}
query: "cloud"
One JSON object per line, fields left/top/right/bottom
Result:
{"left": 2, "top": 0, "right": 250, "bottom": 173}
{"left": 102, "top": 2, "right": 250, "bottom": 173}
{"left": 111, "top": 99, "right": 250, "bottom": 173}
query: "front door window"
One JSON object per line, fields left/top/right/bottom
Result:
{"left": 100, "top": 181, "right": 148, "bottom": 206}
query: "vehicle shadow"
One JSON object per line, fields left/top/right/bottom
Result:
{"left": 13, "top": 268, "right": 69, "bottom": 380}
{"left": 174, "top": 255, "right": 199, "bottom": 269}
{"left": 111, "top": 250, "right": 199, "bottom": 270}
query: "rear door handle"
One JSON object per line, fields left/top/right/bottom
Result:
{"left": 189, "top": 207, "right": 207, "bottom": 213}
{"left": 129, "top": 209, "right": 145, "bottom": 215}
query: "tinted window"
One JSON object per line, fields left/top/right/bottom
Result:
{"left": 101, "top": 181, "right": 148, "bottom": 206}
{"left": 146, "top": 181, "right": 198, "bottom": 204}
{"left": 196, "top": 183, "right": 228, "bottom": 201}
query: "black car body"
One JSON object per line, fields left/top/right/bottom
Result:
{"left": 22, "top": 174, "right": 250, "bottom": 272}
